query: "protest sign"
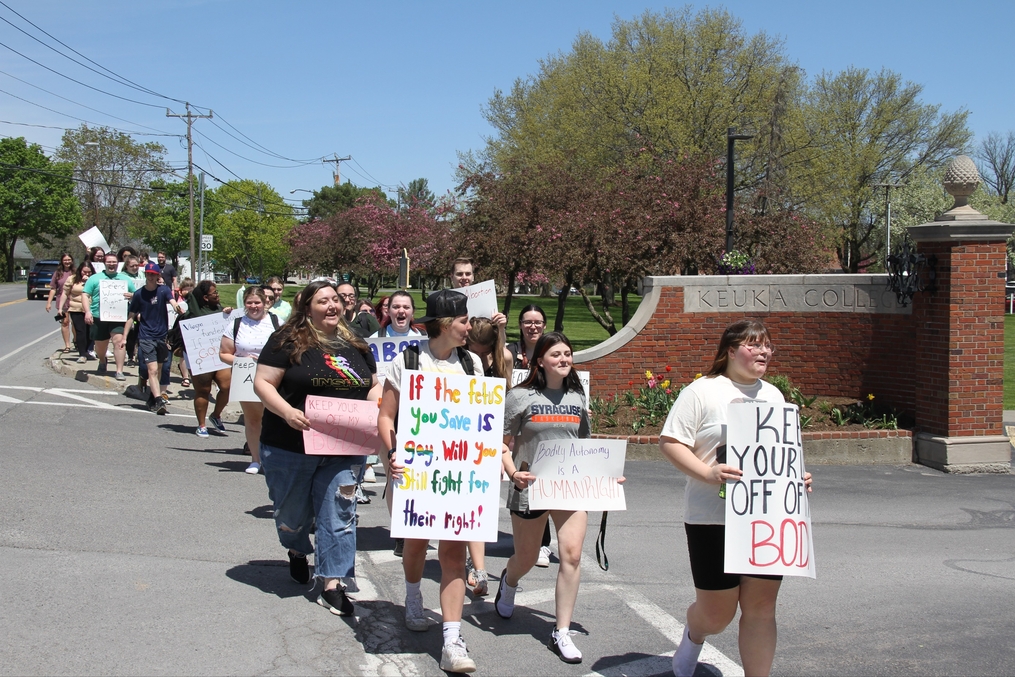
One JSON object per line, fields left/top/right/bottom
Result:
{"left": 723, "top": 401, "right": 816, "bottom": 578}
{"left": 303, "top": 395, "right": 380, "bottom": 456}
{"left": 230, "top": 357, "right": 258, "bottom": 402}
{"left": 528, "top": 438, "right": 626, "bottom": 511}
{"left": 98, "top": 279, "right": 128, "bottom": 322}
{"left": 78, "top": 226, "right": 110, "bottom": 254}
{"left": 365, "top": 336, "right": 428, "bottom": 383}
{"left": 389, "top": 370, "right": 505, "bottom": 542}
{"left": 510, "top": 369, "right": 591, "bottom": 408}
{"left": 179, "top": 313, "right": 231, "bottom": 376}
{"left": 450, "top": 279, "right": 498, "bottom": 319}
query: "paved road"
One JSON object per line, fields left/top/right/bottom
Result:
{"left": 1, "top": 285, "right": 1014, "bottom": 676}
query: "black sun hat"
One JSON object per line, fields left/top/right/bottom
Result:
{"left": 417, "top": 289, "right": 469, "bottom": 323}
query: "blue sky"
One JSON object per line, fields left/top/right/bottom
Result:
{"left": 1, "top": 0, "right": 1010, "bottom": 208}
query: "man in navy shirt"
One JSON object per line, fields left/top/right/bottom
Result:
{"left": 127, "top": 262, "right": 182, "bottom": 414}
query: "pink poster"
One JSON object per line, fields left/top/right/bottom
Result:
{"left": 302, "top": 395, "right": 380, "bottom": 456}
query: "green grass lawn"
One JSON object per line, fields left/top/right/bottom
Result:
{"left": 215, "top": 283, "right": 641, "bottom": 351}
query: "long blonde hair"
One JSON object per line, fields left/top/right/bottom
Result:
{"left": 273, "top": 280, "right": 369, "bottom": 365}
{"left": 467, "top": 316, "right": 510, "bottom": 380}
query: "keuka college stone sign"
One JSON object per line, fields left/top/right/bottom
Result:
{"left": 681, "top": 275, "right": 910, "bottom": 314}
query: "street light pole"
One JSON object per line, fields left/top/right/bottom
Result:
{"left": 875, "top": 182, "right": 904, "bottom": 265}
{"left": 725, "top": 127, "right": 755, "bottom": 253}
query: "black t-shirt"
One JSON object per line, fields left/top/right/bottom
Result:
{"left": 161, "top": 264, "right": 177, "bottom": 286}
{"left": 257, "top": 333, "right": 377, "bottom": 453}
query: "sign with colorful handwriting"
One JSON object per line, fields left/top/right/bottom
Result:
{"left": 230, "top": 357, "right": 258, "bottom": 402}
{"left": 723, "top": 401, "right": 816, "bottom": 578}
{"left": 365, "top": 336, "right": 428, "bottom": 383}
{"left": 511, "top": 369, "right": 591, "bottom": 408}
{"left": 389, "top": 370, "right": 506, "bottom": 542}
{"left": 179, "top": 313, "right": 231, "bottom": 376}
{"left": 528, "top": 438, "right": 627, "bottom": 511}
{"left": 303, "top": 395, "right": 380, "bottom": 456}
{"left": 450, "top": 279, "right": 498, "bottom": 319}
{"left": 78, "top": 226, "right": 110, "bottom": 254}
{"left": 98, "top": 279, "right": 129, "bottom": 322}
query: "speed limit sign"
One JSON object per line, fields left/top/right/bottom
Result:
{"left": 200, "top": 235, "right": 214, "bottom": 252}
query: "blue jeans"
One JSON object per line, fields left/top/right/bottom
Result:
{"left": 260, "top": 443, "right": 362, "bottom": 580}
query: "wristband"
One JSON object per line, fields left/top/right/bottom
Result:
{"left": 387, "top": 447, "right": 397, "bottom": 460}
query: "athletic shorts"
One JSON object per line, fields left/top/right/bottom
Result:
{"left": 138, "top": 339, "right": 169, "bottom": 365}
{"left": 90, "top": 321, "right": 124, "bottom": 342}
{"left": 510, "top": 509, "right": 548, "bottom": 520}
{"left": 684, "top": 523, "right": 783, "bottom": 591}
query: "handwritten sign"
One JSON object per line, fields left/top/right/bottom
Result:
{"left": 167, "top": 304, "right": 179, "bottom": 330}
{"left": 450, "top": 279, "right": 498, "bottom": 319}
{"left": 365, "top": 336, "right": 428, "bottom": 383}
{"left": 78, "top": 226, "right": 110, "bottom": 253}
{"left": 724, "top": 401, "right": 816, "bottom": 578}
{"left": 303, "top": 395, "right": 380, "bottom": 456}
{"left": 98, "top": 279, "right": 128, "bottom": 322}
{"left": 389, "top": 370, "right": 505, "bottom": 542}
{"left": 511, "top": 369, "right": 591, "bottom": 409}
{"left": 230, "top": 357, "right": 258, "bottom": 402}
{"left": 528, "top": 439, "right": 626, "bottom": 511}
{"left": 179, "top": 313, "right": 231, "bottom": 376}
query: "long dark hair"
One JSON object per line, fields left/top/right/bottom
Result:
{"left": 516, "top": 332, "right": 583, "bottom": 394}
{"left": 73, "top": 260, "right": 94, "bottom": 283}
{"left": 193, "top": 280, "right": 220, "bottom": 311}
{"left": 273, "top": 279, "right": 369, "bottom": 365}
{"left": 58, "top": 252, "right": 74, "bottom": 272}
{"left": 706, "top": 319, "right": 772, "bottom": 377}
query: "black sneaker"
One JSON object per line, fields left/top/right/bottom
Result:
{"left": 288, "top": 551, "right": 311, "bottom": 584}
{"left": 393, "top": 538, "right": 404, "bottom": 557}
{"left": 155, "top": 398, "right": 167, "bottom": 416}
{"left": 317, "top": 587, "right": 354, "bottom": 616}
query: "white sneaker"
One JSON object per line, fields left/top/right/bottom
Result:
{"left": 549, "top": 628, "right": 582, "bottom": 664}
{"left": 363, "top": 465, "right": 376, "bottom": 483}
{"left": 404, "top": 589, "right": 429, "bottom": 631}
{"left": 440, "top": 636, "right": 476, "bottom": 673}
{"left": 245, "top": 462, "right": 260, "bottom": 475}
{"left": 535, "top": 545, "right": 551, "bottom": 567}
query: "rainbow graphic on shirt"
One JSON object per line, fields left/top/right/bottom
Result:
{"left": 324, "top": 353, "right": 364, "bottom": 382}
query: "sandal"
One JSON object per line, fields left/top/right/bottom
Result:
{"left": 181, "top": 378, "right": 191, "bottom": 388}
{"left": 471, "top": 569, "right": 488, "bottom": 596}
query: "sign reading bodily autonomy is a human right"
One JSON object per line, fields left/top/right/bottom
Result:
{"left": 389, "top": 370, "right": 505, "bottom": 542}
{"left": 528, "top": 438, "right": 626, "bottom": 511}
{"left": 724, "top": 401, "right": 816, "bottom": 578}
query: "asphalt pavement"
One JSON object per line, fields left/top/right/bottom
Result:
{"left": 1, "top": 282, "right": 1013, "bottom": 676}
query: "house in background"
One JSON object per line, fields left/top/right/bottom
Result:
{"left": 13, "top": 239, "right": 34, "bottom": 280}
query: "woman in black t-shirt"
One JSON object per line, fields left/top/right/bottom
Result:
{"left": 254, "top": 280, "right": 380, "bottom": 617}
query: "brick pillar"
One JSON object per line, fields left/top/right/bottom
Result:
{"left": 908, "top": 157, "right": 1013, "bottom": 472}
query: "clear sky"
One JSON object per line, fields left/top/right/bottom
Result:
{"left": 1, "top": 0, "right": 1010, "bottom": 209}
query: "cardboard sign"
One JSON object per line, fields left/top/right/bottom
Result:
{"left": 179, "top": 313, "right": 231, "bottom": 376}
{"left": 303, "top": 395, "right": 380, "bottom": 456}
{"left": 78, "top": 226, "right": 110, "bottom": 254}
{"left": 528, "top": 438, "right": 627, "bottom": 511}
{"left": 511, "top": 369, "right": 591, "bottom": 409}
{"left": 230, "top": 357, "right": 258, "bottom": 402}
{"left": 365, "top": 336, "right": 428, "bottom": 383}
{"left": 98, "top": 279, "right": 128, "bottom": 322}
{"left": 389, "top": 370, "right": 506, "bottom": 542}
{"left": 450, "top": 279, "right": 498, "bottom": 319}
{"left": 723, "top": 401, "right": 816, "bottom": 578}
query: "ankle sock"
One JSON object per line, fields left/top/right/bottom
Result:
{"left": 672, "top": 626, "right": 703, "bottom": 677}
{"left": 405, "top": 580, "right": 420, "bottom": 596}
{"left": 442, "top": 621, "right": 461, "bottom": 644}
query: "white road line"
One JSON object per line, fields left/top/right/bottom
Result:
{"left": 0, "top": 385, "right": 43, "bottom": 391}
{"left": 0, "top": 393, "right": 23, "bottom": 403}
{"left": 44, "top": 388, "right": 118, "bottom": 409}
{"left": 0, "top": 328, "right": 61, "bottom": 363}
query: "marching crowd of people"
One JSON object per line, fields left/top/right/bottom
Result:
{"left": 43, "top": 251, "right": 810, "bottom": 676}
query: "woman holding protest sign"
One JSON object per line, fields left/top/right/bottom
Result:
{"left": 254, "top": 279, "right": 378, "bottom": 617}
{"left": 495, "top": 331, "right": 614, "bottom": 664}
{"left": 184, "top": 281, "right": 234, "bottom": 438}
{"left": 659, "top": 319, "right": 812, "bottom": 677}
{"left": 376, "top": 289, "right": 484, "bottom": 674}
{"left": 220, "top": 287, "right": 280, "bottom": 475}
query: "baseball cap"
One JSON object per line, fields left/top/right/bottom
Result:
{"left": 144, "top": 262, "right": 161, "bottom": 275}
{"left": 417, "top": 289, "right": 469, "bottom": 322}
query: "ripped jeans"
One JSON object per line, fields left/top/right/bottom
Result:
{"left": 260, "top": 443, "right": 362, "bottom": 580}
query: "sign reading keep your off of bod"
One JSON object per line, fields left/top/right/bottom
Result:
{"left": 389, "top": 369, "right": 506, "bottom": 542}
{"left": 723, "top": 401, "right": 816, "bottom": 578}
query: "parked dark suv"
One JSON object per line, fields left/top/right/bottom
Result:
{"left": 27, "top": 260, "right": 60, "bottom": 300}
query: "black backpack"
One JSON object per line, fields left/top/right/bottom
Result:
{"left": 232, "top": 313, "right": 279, "bottom": 341}
{"left": 403, "top": 343, "right": 476, "bottom": 375}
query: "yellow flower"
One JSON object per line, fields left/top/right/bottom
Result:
{"left": 694, "top": 373, "right": 703, "bottom": 380}
{"left": 645, "top": 370, "right": 653, "bottom": 379}
{"left": 867, "top": 393, "right": 875, "bottom": 401}
{"left": 661, "top": 380, "right": 670, "bottom": 388}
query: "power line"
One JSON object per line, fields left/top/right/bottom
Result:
{"left": 192, "top": 147, "right": 306, "bottom": 205}
{"left": 0, "top": 86, "right": 178, "bottom": 137}
{"left": 194, "top": 163, "right": 308, "bottom": 213}
{"left": 192, "top": 126, "right": 321, "bottom": 168}
{"left": 0, "top": 118, "right": 180, "bottom": 137}
{"left": 0, "top": 160, "right": 173, "bottom": 191}
{"left": 208, "top": 115, "right": 327, "bottom": 164}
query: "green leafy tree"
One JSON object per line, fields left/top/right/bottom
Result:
{"left": 209, "top": 180, "right": 296, "bottom": 281}
{"left": 54, "top": 125, "right": 170, "bottom": 249}
{"left": 133, "top": 178, "right": 216, "bottom": 267}
{"left": 303, "top": 181, "right": 389, "bottom": 221}
{"left": 0, "top": 137, "right": 81, "bottom": 281}
{"left": 398, "top": 178, "right": 436, "bottom": 211}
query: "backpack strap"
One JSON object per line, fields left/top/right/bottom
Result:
{"left": 270, "top": 313, "right": 280, "bottom": 331}
{"left": 405, "top": 344, "right": 420, "bottom": 371}
{"left": 456, "top": 346, "right": 476, "bottom": 375}
{"left": 232, "top": 316, "right": 242, "bottom": 342}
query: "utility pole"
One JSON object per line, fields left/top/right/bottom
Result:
{"left": 725, "top": 127, "right": 754, "bottom": 253}
{"left": 875, "top": 182, "right": 904, "bottom": 266}
{"left": 197, "top": 172, "right": 206, "bottom": 281}
{"left": 324, "top": 154, "right": 351, "bottom": 185}
{"left": 166, "top": 103, "right": 213, "bottom": 277}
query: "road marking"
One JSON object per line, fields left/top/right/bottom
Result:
{"left": 0, "top": 328, "right": 61, "bottom": 363}
{"left": 44, "top": 387, "right": 118, "bottom": 409}
{"left": 0, "top": 298, "right": 27, "bottom": 308}
{"left": 0, "top": 393, "right": 23, "bottom": 403}
{"left": 0, "top": 382, "right": 193, "bottom": 418}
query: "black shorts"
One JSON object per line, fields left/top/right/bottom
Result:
{"left": 510, "top": 509, "right": 548, "bottom": 520}
{"left": 90, "top": 320, "right": 124, "bottom": 342}
{"left": 138, "top": 339, "right": 169, "bottom": 365}
{"left": 684, "top": 523, "right": 783, "bottom": 591}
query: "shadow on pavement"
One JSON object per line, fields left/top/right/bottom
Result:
{"left": 226, "top": 559, "right": 310, "bottom": 599}
{"left": 246, "top": 504, "right": 274, "bottom": 519}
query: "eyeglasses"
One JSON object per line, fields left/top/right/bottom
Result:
{"left": 337, "top": 292, "right": 356, "bottom": 300}
{"left": 742, "top": 342, "right": 775, "bottom": 354}
{"left": 521, "top": 320, "right": 545, "bottom": 327}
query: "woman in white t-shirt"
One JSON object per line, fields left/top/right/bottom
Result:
{"left": 372, "top": 290, "right": 422, "bottom": 338}
{"left": 220, "top": 287, "right": 279, "bottom": 475}
{"left": 660, "top": 320, "right": 812, "bottom": 677}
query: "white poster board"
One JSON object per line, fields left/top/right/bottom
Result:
{"left": 230, "top": 357, "right": 258, "bottom": 402}
{"left": 179, "top": 313, "right": 231, "bottom": 376}
{"left": 78, "top": 226, "right": 110, "bottom": 254}
{"left": 511, "top": 369, "right": 591, "bottom": 409}
{"left": 451, "top": 279, "right": 498, "bottom": 319}
{"left": 389, "top": 370, "right": 505, "bottom": 542}
{"left": 723, "top": 401, "right": 816, "bottom": 578}
{"left": 528, "top": 438, "right": 627, "bottom": 511}
{"left": 167, "top": 304, "right": 179, "bottom": 330}
{"left": 98, "top": 279, "right": 129, "bottom": 322}
{"left": 365, "top": 336, "right": 428, "bottom": 383}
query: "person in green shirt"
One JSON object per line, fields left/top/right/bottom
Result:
{"left": 266, "top": 276, "right": 291, "bottom": 322}
{"left": 81, "top": 252, "right": 137, "bottom": 381}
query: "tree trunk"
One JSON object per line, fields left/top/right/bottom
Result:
{"left": 553, "top": 272, "right": 572, "bottom": 333}
{"left": 503, "top": 263, "right": 519, "bottom": 319}
{"left": 621, "top": 281, "right": 631, "bottom": 327}
{"left": 3, "top": 236, "right": 14, "bottom": 283}
{"left": 578, "top": 286, "right": 617, "bottom": 335}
